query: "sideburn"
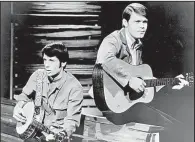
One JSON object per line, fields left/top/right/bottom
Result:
{"left": 59, "top": 62, "right": 66, "bottom": 70}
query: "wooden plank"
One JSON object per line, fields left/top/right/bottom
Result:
{"left": 29, "top": 25, "right": 101, "bottom": 30}
{"left": 15, "top": 13, "right": 99, "bottom": 17}
{"left": 16, "top": 50, "right": 97, "bottom": 62}
{"left": 82, "top": 107, "right": 103, "bottom": 117}
{"left": 35, "top": 39, "right": 100, "bottom": 49}
{"left": 15, "top": 39, "right": 100, "bottom": 50}
{"left": 1, "top": 98, "right": 16, "bottom": 106}
{"left": 30, "top": 30, "right": 101, "bottom": 38}
{"left": 13, "top": 2, "right": 101, "bottom": 14}
{"left": 31, "top": 2, "right": 101, "bottom": 12}
{"left": 14, "top": 64, "right": 94, "bottom": 75}
{"left": 12, "top": 14, "right": 100, "bottom": 25}
{"left": 14, "top": 73, "right": 93, "bottom": 86}
{"left": 83, "top": 99, "right": 96, "bottom": 107}
{"left": 1, "top": 133, "right": 22, "bottom": 142}
{"left": 23, "top": 64, "right": 94, "bottom": 70}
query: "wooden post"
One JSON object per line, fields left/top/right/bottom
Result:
{"left": 10, "top": 2, "right": 14, "bottom": 100}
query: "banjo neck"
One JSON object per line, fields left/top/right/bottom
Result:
{"left": 32, "top": 119, "right": 67, "bottom": 141}
{"left": 32, "top": 120, "right": 54, "bottom": 135}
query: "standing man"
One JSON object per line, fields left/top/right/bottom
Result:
{"left": 13, "top": 42, "right": 83, "bottom": 142}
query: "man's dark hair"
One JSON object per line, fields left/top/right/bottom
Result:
{"left": 42, "top": 42, "right": 69, "bottom": 63}
{"left": 122, "top": 3, "right": 148, "bottom": 22}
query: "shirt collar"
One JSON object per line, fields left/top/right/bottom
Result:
{"left": 45, "top": 70, "right": 67, "bottom": 89}
{"left": 119, "top": 28, "right": 142, "bottom": 50}
{"left": 47, "top": 70, "right": 63, "bottom": 83}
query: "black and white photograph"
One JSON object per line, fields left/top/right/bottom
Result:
{"left": 1, "top": 1, "right": 194, "bottom": 142}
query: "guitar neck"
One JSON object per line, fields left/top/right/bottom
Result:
{"left": 144, "top": 78, "right": 179, "bottom": 87}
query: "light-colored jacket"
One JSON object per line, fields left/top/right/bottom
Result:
{"left": 14, "top": 69, "right": 83, "bottom": 133}
{"left": 96, "top": 28, "right": 143, "bottom": 87}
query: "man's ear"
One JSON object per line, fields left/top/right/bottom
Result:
{"left": 122, "top": 19, "right": 128, "bottom": 27}
{"left": 61, "top": 62, "right": 67, "bottom": 68}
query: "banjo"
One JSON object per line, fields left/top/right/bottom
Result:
{"left": 16, "top": 101, "right": 67, "bottom": 142}
{"left": 16, "top": 101, "right": 100, "bottom": 142}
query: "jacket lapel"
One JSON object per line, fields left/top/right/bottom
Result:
{"left": 119, "top": 28, "right": 131, "bottom": 56}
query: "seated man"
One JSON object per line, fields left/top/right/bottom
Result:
{"left": 90, "top": 2, "right": 188, "bottom": 104}
{"left": 13, "top": 42, "right": 83, "bottom": 142}
{"left": 88, "top": 3, "right": 189, "bottom": 141}
{"left": 95, "top": 3, "right": 188, "bottom": 94}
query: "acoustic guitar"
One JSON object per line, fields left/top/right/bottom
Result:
{"left": 92, "top": 64, "right": 193, "bottom": 125}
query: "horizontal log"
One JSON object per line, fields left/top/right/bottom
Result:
{"left": 1, "top": 133, "right": 22, "bottom": 142}
{"left": 14, "top": 44, "right": 97, "bottom": 53}
{"left": 13, "top": 2, "right": 101, "bottom": 14}
{"left": 34, "top": 39, "right": 100, "bottom": 49}
{"left": 30, "top": 30, "right": 101, "bottom": 38}
{"left": 15, "top": 50, "right": 97, "bottom": 63}
{"left": 15, "top": 39, "right": 100, "bottom": 49}
{"left": 29, "top": 25, "right": 101, "bottom": 30}
{"left": 12, "top": 14, "right": 100, "bottom": 25}
{"left": 83, "top": 99, "right": 96, "bottom": 107}
{"left": 14, "top": 67, "right": 93, "bottom": 83}
{"left": 15, "top": 13, "right": 99, "bottom": 17}
{"left": 22, "top": 64, "right": 94, "bottom": 70}
{"left": 1, "top": 98, "right": 16, "bottom": 106}
{"left": 14, "top": 76, "right": 93, "bottom": 89}
{"left": 81, "top": 107, "right": 103, "bottom": 117}
{"left": 14, "top": 63, "right": 94, "bottom": 73}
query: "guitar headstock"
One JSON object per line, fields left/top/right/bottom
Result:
{"left": 185, "top": 72, "right": 194, "bottom": 87}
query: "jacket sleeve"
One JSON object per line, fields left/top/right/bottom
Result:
{"left": 96, "top": 36, "right": 133, "bottom": 87}
{"left": 63, "top": 86, "right": 83, "bottom": 133}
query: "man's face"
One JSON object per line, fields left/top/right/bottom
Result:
{"left": 125, "top": 12, "right": 148, "bottom": 39}
{"left": 43, "top": 54, "right": 62, "bottom": 77}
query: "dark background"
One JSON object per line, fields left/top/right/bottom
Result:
{"left": 100, "top": 1, "right": 194, "bottom": 77}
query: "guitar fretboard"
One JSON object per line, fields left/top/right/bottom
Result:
{"left": 144, "top": 78, "right": 179, "bottom": 87}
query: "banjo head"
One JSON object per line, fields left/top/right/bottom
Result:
{"left": 16, "top": 101, "right": 35, "bottom": 134}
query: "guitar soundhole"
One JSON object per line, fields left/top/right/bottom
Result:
{"left": 128, "top": 88, "right": 144, "bottom": 100}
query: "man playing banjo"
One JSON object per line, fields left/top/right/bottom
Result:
{"left": 13, "top": 42, "right": 83, "bottom": 142}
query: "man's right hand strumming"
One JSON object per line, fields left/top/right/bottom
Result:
{"left": 128, "top": 77, "right": 146, "bottom": 93}
{"left": 13, "top": 101, "right": 27, "bottom": 123}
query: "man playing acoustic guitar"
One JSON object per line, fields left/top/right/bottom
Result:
{"left": 96, "top": 3, "right": 189, "bottom": 93}
{"left": 13, "top": 43, "right": 83, "bottom": 142}
{"left": 89, "top": 2, "right": 190, "bottom": 142}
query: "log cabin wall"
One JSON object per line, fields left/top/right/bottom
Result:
{"left": 12, "top": 2, "right": 102, "bottom": 107}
